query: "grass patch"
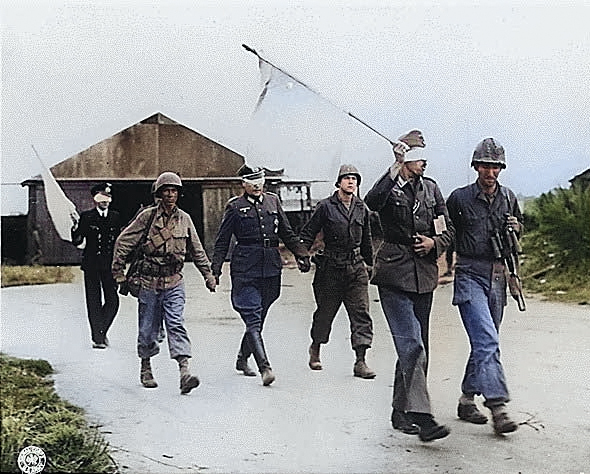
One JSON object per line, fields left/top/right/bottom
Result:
{"left": 1, "top": 266, "right": 75, "bottom": 288}
{"left": 522, "top": 265, "right": 590, "bottom": 305}
{"left": 0, "top": 354, "right": 118, "bottom": 473}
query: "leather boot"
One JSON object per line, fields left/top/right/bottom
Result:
{"left": 353, "top": 346, "right": 376, "bottom": 379}
{"left": 391, "top": 409, "right": 419, "bottom": 435}
{"left": 261, "top": 368, "right": 275, "bottom": 386}
{"left": 457, "top": 394, "right": 488, "bottom": 424}
{"left": 489, "top": 404, "right": 518, "bottom": 434}
{"left": 236, "top": 357, "right": 257, "bottom": 376}
{"left": 177, "top": 356, "right": 200, "bottom": 394}
{"left": 247, "top": 331, "right": 274, "bottom": 386}
{"left": 409, "top": 412, "right": 451, "bottom": 442}
{"left": 140, "top": 358, "right": 158, "bottom": 388}
{"left": 308, "top": 343, "right": 322, "bottom": 370}
{"left": 236, "top": 336, "right": 256, "bottom": 376}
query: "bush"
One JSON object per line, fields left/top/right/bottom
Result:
{"left": 521, "top": 185, "right": 590, "bottom": 303}
{"left": 0, "top": 354, "right": 117, "bottom": 473}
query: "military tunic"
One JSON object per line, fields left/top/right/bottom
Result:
{"left": 299, "top": 192, "right": 374, "bottom": 349}
{"left": 212, "top": 192, "right": 307, "bottom": 372}
{"left": 364, "top": 170, "right": 454, "bottom": 414}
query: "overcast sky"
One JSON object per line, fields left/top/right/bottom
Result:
{"left": 2, "top": 0, "right": 589, "bottom": 215}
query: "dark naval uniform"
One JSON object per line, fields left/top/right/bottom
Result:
{"left": 212, "top": 192, "right": 308, "bottom": 376}
{"left": 299, "top": 191, "right": 374, "bottom": 353}
{"left": 72, "top": 206, "right": 122, "bottom": 346}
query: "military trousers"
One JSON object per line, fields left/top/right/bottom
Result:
{"left": 137, "top": 282, "right": 191, "bottom": 360}
{"left": 231, "top": 275, "right": 281, "bottom": 369}
{"left": 378, "top": 285, "right": 433, "bottom": 414}
{"left": 83, "top": 266, "right": 119, "bottom": 345}
{"left": 311, "top": 261, "right": 373, "bottom": 349}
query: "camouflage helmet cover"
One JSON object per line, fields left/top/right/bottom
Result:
{"left": 335, "top": 164, "right": 361, "bottom": 186}
{"left": 471, "top": 138, "right": 506, "bottom": 168}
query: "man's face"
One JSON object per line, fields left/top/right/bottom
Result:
{"left": 96, "top": 200, "right": 110, "bottom": 210}
{"left": 242, "top": 180, "right": 264, "bottom": 197}
{"left": 339, "top": 175, "right": 358, "bottom": 195}
{"left": 475, "top": 163, "right": 502, "bottom": 188}
{"left": 404, "top": 160, "right": 427, "bottom": 179}
{"left": 160, "top": 186, "right": 179, "bottom": 206}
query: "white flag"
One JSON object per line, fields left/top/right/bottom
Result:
{"left": 245, "top": 62, "right": 391, "bottom": 196}
{"left": 33, "top": 146, "right": 80, "bottom": 242}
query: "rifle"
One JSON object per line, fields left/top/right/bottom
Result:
{"left": 491, "top": 214, "right": 526, "bottom": 311}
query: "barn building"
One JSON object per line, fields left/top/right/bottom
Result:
{"left": 23, "top": 112, "right": 244, "bottom": 264}
{"left": 21, "top": 112, "right": 315, "bottom": 265}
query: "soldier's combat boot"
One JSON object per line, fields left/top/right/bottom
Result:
{"left": 261, "top": 368, "right": 275, "bottom": 386}
{"left": 409, "top": 412, "right": 451, "bottom": 442}
{"left": 235, "top": 336, "right": 256, "bottom": 376}
{"left": 489, "top": 403, "right": 518, "bottom": 434}
{"left": 353, "top": 345, "right": 376, "bottom": 379}
{"left": 177, "top": 356, "right": 200, "bottom": 395}
{"left": 236, "top": 357, "right": 257, "bottom": 376}
{"left": 308, "top": 343, "right": 322, "bottom": 370}
{"left": 140, "top": 358, "right": 158, "bottom": 388}
{"left": 457, "top": 394, "right": 488, "bottom": 424}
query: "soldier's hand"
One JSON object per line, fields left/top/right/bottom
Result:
{"left": 392, "top": 141, "right": 410, "bottom": 163}
{"left": 506, "top": 215, "right": 521, "bottom": 233}
{"left": 113, "top": 274, "right": 126, "bottom": 285}
{"left": 365, "top": 265, "right": 373, "bottom": 279}
{"left": 297, "top": 256, "right": 311, "bottom": 273}
{"left": 412, "top": 234, "right": 435, "bottom": 257}
{"left": 205, "top": 274, "right": 217, "bottom": 292}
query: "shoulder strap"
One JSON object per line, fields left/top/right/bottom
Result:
{"left": 139, "top": 208, "right": 158, "bottom": 246}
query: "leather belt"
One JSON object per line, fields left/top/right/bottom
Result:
{"left": 237, "top": 238, "right": 279, "bottom": 248}
{"left": 322, "top": 247, "right": 361, "bottom": 261}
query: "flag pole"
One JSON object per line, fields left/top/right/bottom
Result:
{"left": 242, "top": 44, "right": 398, "bottom": 146}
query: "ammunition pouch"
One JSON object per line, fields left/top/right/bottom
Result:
{"left": 139, "top": 260, "right": 183, "bottom": 277}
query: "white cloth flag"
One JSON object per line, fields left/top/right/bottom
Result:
{"left": 34, "top": 147, "right": 80, "bottom": 242}
{"left": 245, "top": 61, "right": 391, "bottom": 196}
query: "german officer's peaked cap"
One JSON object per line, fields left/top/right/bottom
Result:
{"left": 237, "top": 164, "right": 265, "bottom": 180}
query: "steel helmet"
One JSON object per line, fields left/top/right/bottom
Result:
{"left": 471, "top": 138, "right": 506, "bottom": 169}
{"left": 335, "top": 164, "right": 361, "bottom": 186}
{"left": 154, "top": 171, "right": 182, "bottom": 195}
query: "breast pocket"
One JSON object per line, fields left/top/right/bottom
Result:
{"left": 264, "top": 210, "right": 280, "bottom": 234}
{"left": 171, "top": 227, "right": 188, "bottom": 256}
{"left": 350, "top": 216, "right": 365, "bottom": 242}
{"left": 417, "top": 197, "right": 437, "bottom": 234}
{"left": 390, "top": 195, "right": 410, "bottom": 220}
{"left": 238, "top": 211, "right": 260, "bottom": 236}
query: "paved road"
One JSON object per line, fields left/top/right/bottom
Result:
{"left": 2, "top": 265, "right": 589, "bottom": 473}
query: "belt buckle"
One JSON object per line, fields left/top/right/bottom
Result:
{"left": 263, "top": 238, "right": 271, "bottom": 248}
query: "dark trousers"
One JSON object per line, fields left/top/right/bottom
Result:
{"left": 231, "top": 275, "right": 281, "bottom": 371}
{"left": 83, "top": 266, "right": 119, "bottom": 344}
{"left": 311, "top": 262, "right": 373, "bottom": 349}
{"left": 378, "top": 286, "right": 433, "bottom": 413}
